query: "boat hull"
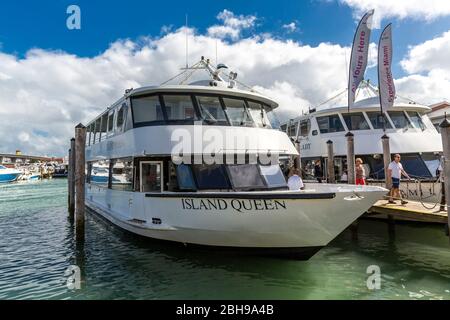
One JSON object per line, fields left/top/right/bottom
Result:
{"left": 0, "top": 173, "right": 21, "bottom": 183}
{"left": 85, "top": 184, "right": 387, "bottom": 259}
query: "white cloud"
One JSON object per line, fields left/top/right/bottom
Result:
{"left": 207, "top": 10, "right": 256, "bottom": 40}
{"left": 339, "top": 0, "right": 450, "bottom": 27}
{"left": 282, "top": 22, "right": 297, "bottom": 33}
{"left": 396, "top": 30, "right": 450, "bottom": 104}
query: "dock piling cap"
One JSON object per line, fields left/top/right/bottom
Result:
{"left": 75, "top": 123, "right": 85, "bottom": 129}
{"left": 381, "top": 134, "right": 389, "bottom": 139}
{"left": 345, "top": 131, "right": 354, "bottom": 138}
{"left": 439, "top": 116, "right": 450, "bottom": 129}
{"left": 326, "top": 140, "right": 333, "bottom": 144}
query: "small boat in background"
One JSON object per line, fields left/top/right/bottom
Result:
{"left": 53, "top": 164, "right": 68, "bottom": 178}
{"left": 0, "top": 165, "right": 21, "bottom": 183}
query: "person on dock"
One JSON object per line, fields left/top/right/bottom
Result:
{"left": 287, "top": 168, "right": 305, "bottom": 190}
{"left": 355, "top": 158, "right": 366, "bottom": 185}
{"left": 313, "top": 160, "right": 323, "bottom": 183}
{"left": 388, "top": 154, "right": 411, "bottom": 205}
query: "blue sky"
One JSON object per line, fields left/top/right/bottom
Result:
{"left": 1, "top": 0, "right": 450, "bottom": 79}
{"left": 1, "top": 0, "right": 450, "bottom": 156}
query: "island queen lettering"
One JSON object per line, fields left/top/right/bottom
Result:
{"left": 181, "top": 198, "right": 287, "bottom": 213}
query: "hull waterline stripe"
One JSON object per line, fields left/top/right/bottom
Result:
{"left": 145, "top": 192, "right": 336, "bottom": 200}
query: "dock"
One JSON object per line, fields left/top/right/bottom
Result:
{"left": 366, "top": 199, "right": 448, "bottom": 224}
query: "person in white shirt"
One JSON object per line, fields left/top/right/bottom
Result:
{"left": 387, "top": 154, "right": 411, "bottom": 204}
{"left": 287, "top": 168, "right": 305, "bottom": 191}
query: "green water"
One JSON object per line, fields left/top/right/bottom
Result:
{"left": 0, "top": 179, "right": 449, "bottom": 300}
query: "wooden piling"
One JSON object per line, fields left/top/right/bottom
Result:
{"left": 439, "top": 117, "right": 450, "bottom": 237}
{"left": 68, "top": 138, "right": 75, "bottom": 219}
{"left": 345, "top": 132, "right": 355, "bottom": 184}
{"left": 326, "top": 140, "right": 335, "bottom": 183}
{"left": 75, "top": 124, "right": 86, "bottom": 241}
{"left": 382, "top": 134, "right": 391, "bottom": 189}
{"left": 294, "top": 140, "right": 301, "bottom": 170}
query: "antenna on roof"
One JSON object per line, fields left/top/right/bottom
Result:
{"left": 185, "top": 14, "right": 189, "bottom": 68}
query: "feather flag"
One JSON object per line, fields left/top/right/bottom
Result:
{"left": 348, "top": 10, "right": 374, "bottom": 111}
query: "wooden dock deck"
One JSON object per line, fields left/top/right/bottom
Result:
{"left": 366, "top": 199, "right": 448, "bottom": 224}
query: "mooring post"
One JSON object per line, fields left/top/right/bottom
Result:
{"left": 439, "top": 117, "right": 450, "bottom": 238}
{"left": 346, "top": 132, "right": 355, "bottom": 184}
{"left": 68, "top": 138, "right": 75, "bottom": 219}
{"left": 294, "top": 140, "right": 301, "bottom": 170}
{"left": 326, "top": 140, "right": 335, "bottom": 183}
{"left": 75, "top": 124, "right": 86, "bottom": 242}
{"left": 382, "top": 134, "right": 391, "bottom": 190}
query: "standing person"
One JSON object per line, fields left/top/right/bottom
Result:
{"left": 387, "top": 154, "right": 411, "bottom": 205}
{"left": 355, "top": 158, "right": 366, "bottom": 185}
{"left": 287, "top": 168, "right": 305, "bottom": 190}
{"left": 313, "top": 160, "right": 323, "bottom": 183}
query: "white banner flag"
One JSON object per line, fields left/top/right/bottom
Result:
{"left": 378, "top": 23, "right": 395, "bottom": 112}
{"left": 348, "top": 10, "right": 374, "bottom": 111}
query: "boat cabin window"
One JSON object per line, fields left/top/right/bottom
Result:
{"left": 107, "top": 111, "right": 115, "bottom": 136}
{"left": 196, "top": 95, "right": 229, "bottom": 125}
{"left": 90, "top": 161, "right": 110, "bottom": 187}
{"left": 162, "top": 95, "right": 199, "bottom": 122}
{"left": 86, "top": 124, "right": 92, "bottom": 146}
{"left": 176, "top": 164, "right": 197, "bottom": 191}
{"left": 140, "top": 161, "right": 163, "bottom": 192}
{"left": 259, "top": 164, "right": 288, "bottom": 189}
{"left": 247, "top": 101, "right": 270, "bottom": 128}
{"left": 342, "top": 112, "right": 370, "bottom": 130}
{"left": 191, "top": 164, "right": 231, "bottom": 190}
{"left": 288, "top": 123, "right": 297, "bottom": 136}
{"left": 299, "top": 119, "right": 310, "bottom": 137}
{"left": 227, "top": 164, "right": 266, "bottom": 190}
{"left": 116, "top": 104, "right": 126, "bottom": 132}
{"left": 366, "top": 112, "right": 392, "bottom": 129}
{"left": 316, "top": 114, "right": 345, "bottom": 133}
{"left": 388, "top": 111, "right": 413, "bottom": 129}
{"left": 111, "top": 159, "right": 133, "bottom": 191}
{"left": 223, "top": 98, "right": 254, "bottom": 127}
{"left": 99, "top": 113, "right": 108, "bottom": 141}
{"left": 280, "top": 124, "right": 287, "bottom": 132}
{"left": 132, "top": 95, "right": 164, "bottom": 124}
{"left": 407, "top": 112, "right": 426, "bottom": 130}
{"left": 94, "top": 118, "right": 102, "bottom": 143}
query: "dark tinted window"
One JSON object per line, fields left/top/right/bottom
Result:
{"left": 223, "top": 98, "right": 254, "bottom": 127}
{"left": 227, "top": 164, "right": 266, "bottom": 190}
{"left": 132, "top": 95, "right": 164, "bottom": 123}
{"left": 107, "top": 112, "right": 114, "bottom": 133}
{"left": 317, "top": 115, "right": 345, "bottom": 133}
{"left": 367, "top": 112, "right": 392, "bottom": 129}
{"left": 196, "top": 96, "right": 228, "bottom": 125}
{"left": 176, "top": 164, "right": 197, "bottom": 191}
{"left": 342, "top": 113, "right": 370, "bottom": 130}
{"left": 388, "top": 111, "right": 413, "bottom": 129}
{"left": 163, "top": 95, "right": 198, "bottom": 121}
{"left": 407, "top": 112, "right": 426, "bottom": 130}
{"left": 191, "top": 164, "right": 230, "bottom": 190}
{"left": 259, "top": 165, "right": 288, "bottom": 188}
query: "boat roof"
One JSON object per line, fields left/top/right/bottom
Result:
{"left": 300, "top": 96, "right": 430, "bottom": 119}
{"left": 128, "top": 84, "right": 279, "bottom": 109}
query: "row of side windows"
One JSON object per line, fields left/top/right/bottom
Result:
{"left": 286, "top": 111, "right": 428, "bottom": 136}
{"left": 86, "top": 103, "right": 128, "bottom": 146}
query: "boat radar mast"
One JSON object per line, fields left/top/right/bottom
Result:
{"left": 160, "top": 56, "right": 246, "bottom": 90}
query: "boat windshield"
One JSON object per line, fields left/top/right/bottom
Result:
{"left": 388, "top": 111, "right": 414, "bottom": 129}
{"left": 196, "top": 96, "right": 228, "bottom": 125}
{"left": 247, "top": 101, "right": 272, "bottom": 128}
{"left": 222, "top": 98, "right": 254, "bottom": 127}
{"left": 407, "top": 112, "right": 426, "bottom": 130}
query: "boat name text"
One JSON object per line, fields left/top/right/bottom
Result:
{"left": 181, "top": 198, "right": 287, "bottom": 212}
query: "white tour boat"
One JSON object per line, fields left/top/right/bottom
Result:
{"left": 85, "top": 58, "right": 387, "bottom": 259}
{"left": 281, "top": 81, "right": 443, "bottom": 203}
